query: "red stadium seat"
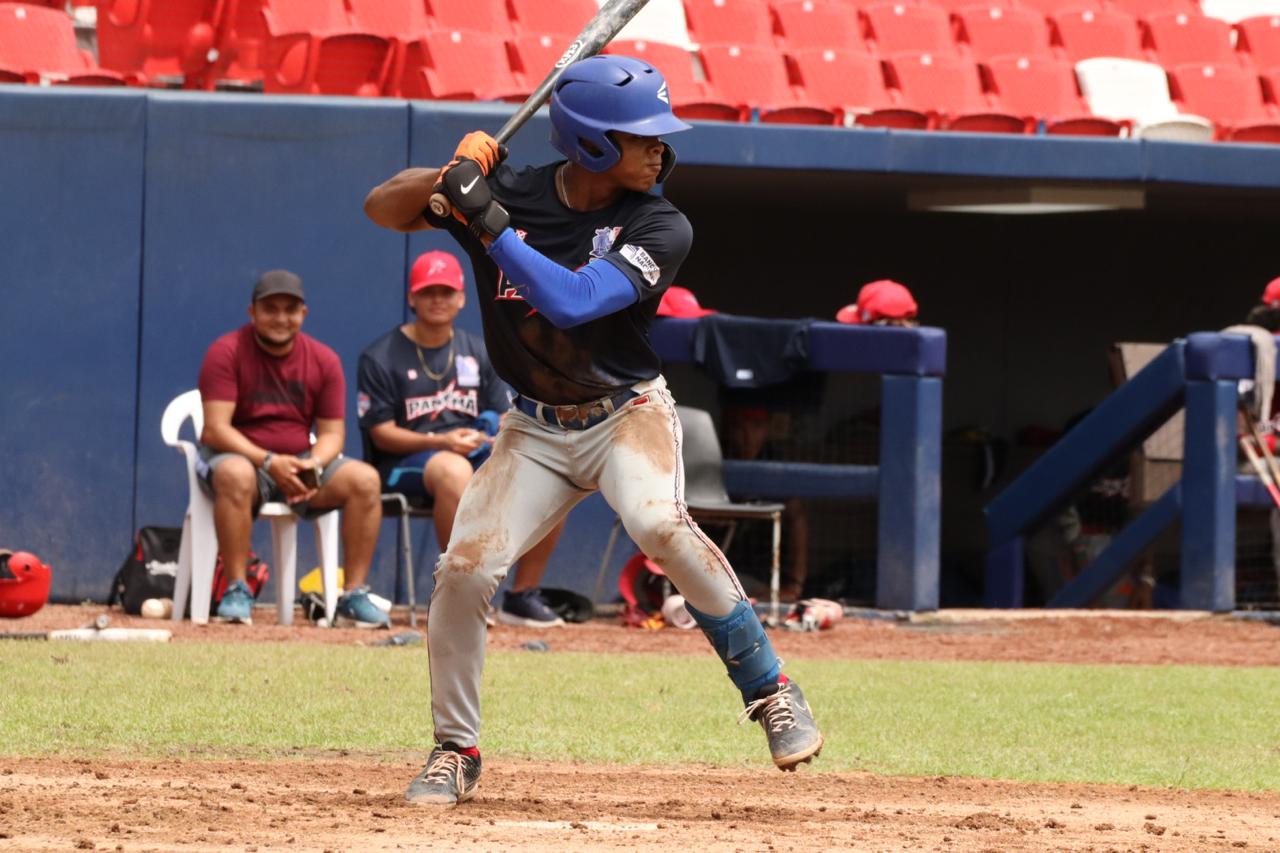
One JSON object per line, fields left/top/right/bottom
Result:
{"left": 404, "top": 28, "right": 524, "bottom": 101}
{"left": 699, "top": 43, "right": 840, "bottom": 123}
{"left": 602, "top": 38, "right": 746, "bottom": 120}
{"left": 346, "top": 0, "right": 431, "bottom": 97}
{"left": 773, "top": 0, "right": 866, "bottom": 52}
{"left": 510, "top": 32, "right": 567, "bottom": 84}
{"left": 1109, "top": 0, "right": 1200, "bottom": 18}
{"left": 1000, "top": 0, "right": 1101, "bottom": 15}
{"left": 0, "top": 3, "right": 129, "bottom": 85}
{"left": 1050, "top": 8, "right": 1144, "bottom": 62}
{"left": 426, "top": 0, "right": 511, "bottom": 39}
{"left": 94, "top": 0, "right": 224, "bottom": 88}
{"left": 985, "top": 54, "right": 1126, "bottom": 134}
{"left": 508, "top": 0, "right": 598, "bottom": 36}
{"left": 1142, "top": 12, "right": 1236, "bottom": 68}
{"left": 684, "top": 0, "right": 775, "bottom": 47}
{"left": 1169, "top": 62, "right": 1280, "bottom": 141}
{"left": 208, "top": 0, "right": 271, "bottom": 86}
{"left": 953, "top": 5, "right": 1055, "bottom": 61}
{"left": 921, "top": 0, "right": 1017, "bottom": 13}
{"left": 258, "top": 0, "right": 394, "bottom": 96}
{"left": 861, "top": 3, "right": 958, "bottom": 57}
{"left": 885, "top": 51, "right": 1034, "bottom": 131}
{"left": 1235, "top": 15, "right": 1280, "bottom": 69}
{"left": 790, "top": 47, "right": 930, "bottom": 127}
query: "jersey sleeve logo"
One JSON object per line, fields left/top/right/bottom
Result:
{"left": 591, "top": 226, "right": 622, "bottom": 258}
{"left": 356, "top": 391, "right": 370, "bottom": 419}
{"left": 619, "top": 243, "right": 661, "bottom": 287}
{"left": 496, "top": 228, "right": 529, "bottom": 301}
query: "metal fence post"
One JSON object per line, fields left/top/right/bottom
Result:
{"left": 1180, "top": 378, "right": 1238, "bottom": 611}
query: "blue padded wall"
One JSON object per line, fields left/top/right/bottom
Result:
{"left": 0, "top": 89, "right": 146, "bottom": 602}
{"left": 133, "top": 93, "right": 410, "bottom": 601}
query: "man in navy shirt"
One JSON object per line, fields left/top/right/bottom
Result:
{"left": 365, "top": 55, "right": 823, "bottom": 806}
{"left": 358, "top": 250, "right": 564, "bottom": 627}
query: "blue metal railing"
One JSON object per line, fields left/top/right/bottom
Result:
{"left": 652, "top": 318, "right": 946, "bottom": 611}
{"left": 984, "top": 332, "right": 1255, "bottom": 611}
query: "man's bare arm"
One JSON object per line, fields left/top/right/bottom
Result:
{"left": 201, "top": 399, "right": 270, "bottom": 466}
{"left": 363, "top": 167, "right": 443, "bottom": 233}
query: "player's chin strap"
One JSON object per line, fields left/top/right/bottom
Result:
{"left": 684, "top": 598, "right": 781, "bottom": 702}
{"left": 657, "top": 143, "right": 677, "bottom": 183}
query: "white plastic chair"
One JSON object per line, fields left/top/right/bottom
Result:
{"left": 1074, "top": 56, "right": 1215, "bottom": 141}
{"left": 161, "top": 389, "right": 339, "bottom": 626}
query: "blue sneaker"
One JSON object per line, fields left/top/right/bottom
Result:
{"left": 497, "top": 588, "right": 564, "bottom": 628}
{"left": 335, "top": 585, "right": 391, "bottom": 629}
{"left": 216, "top": 580, "right": 255, "bottom": 625}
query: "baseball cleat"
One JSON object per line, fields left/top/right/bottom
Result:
{"left": 497, "top": 588, "right": 565, "bottom": 628}
{"left": 215, "top": 580, "right": 254, "bottom": 625}
{"left": 334, "top": 585, "right": 391, "bottom": 629}
{"left": 739, "top": 679, "right": 824, "bottom": 771}
{"left": 405, "top": 744, "right": 482, "bottom": 805}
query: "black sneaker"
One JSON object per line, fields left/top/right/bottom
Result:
{"left": 738, "top": 679, "right": 824, "bottom": 771}
{"left": 405, "top": 744, "right": 482, "bottom": 805}
{"left": 497, "top": 588, "right": 565, "bottom": 628}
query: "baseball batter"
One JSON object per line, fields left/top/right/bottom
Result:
{"left": 364, "top": 55, "right": 823, "bottom": 806}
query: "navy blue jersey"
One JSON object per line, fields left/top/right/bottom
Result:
{"left": 357, "top": 327, "right": 510, "bottom": 481}
{"left": 433, "top": 162, "right": 693, "bottom": 405}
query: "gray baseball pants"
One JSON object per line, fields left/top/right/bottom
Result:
{"left": 427, "top": 376, "right": 747, "bottom": 747}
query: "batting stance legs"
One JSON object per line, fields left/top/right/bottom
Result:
{"left": 410, "top": 380, "right": 823, "bottom": 804}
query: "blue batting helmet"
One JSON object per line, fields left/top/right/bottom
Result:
{"left": 549, "top": 55, "right": 691, "bottom": 174}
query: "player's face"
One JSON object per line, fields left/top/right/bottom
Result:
{"left": 607, "top": 132, "right": 666, "bottom": 192}
{"left": 248, "top": 295, "right": 306, "bottom": 349}
{"left": 410, "top": 285, "right": 464, "bottom": 326}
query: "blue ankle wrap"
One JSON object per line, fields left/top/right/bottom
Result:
{"left": 684, "top": 599, "right": 780, "bottom": 699}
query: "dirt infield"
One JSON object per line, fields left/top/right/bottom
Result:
{"left": 2, "top": 605, "right": 1279, "bottom": 852}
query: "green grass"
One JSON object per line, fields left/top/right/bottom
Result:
{"left": 2, "top": 643, "right": 1277, "bottom": 790}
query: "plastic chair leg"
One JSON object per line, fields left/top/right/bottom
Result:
{"left": 314, "top": 510, "right": 340, "bottom": 626}
{"left": 270, "top": 516, "right": 299, "bottom": 626}
{"left": 187, "top": 499, "right": 219, "bottom": 625}
{"left": 172, "top": 513, "right": 193, "bottom": 624}
{"left": 769, "top": 511, "right": 782, "bottom": 627}
{"left": 591, "top": 515, "right": 624, "bottom": 605}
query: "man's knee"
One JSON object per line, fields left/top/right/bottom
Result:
{"left": 211, "top": 456, "right": 257, "bottom": 503}
{"left": 424, "top": 452, "right": 473, "bottom": 499}
{"left": 338, "top": 461, "right": 382, "bottom": 510}
{"left": 624, "top": 500, "right": 687, "bottom": 562}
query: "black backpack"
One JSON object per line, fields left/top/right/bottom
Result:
{"left": 108, "top": 526, "right": 182, "bottom": 615}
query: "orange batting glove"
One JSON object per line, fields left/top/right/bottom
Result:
{"left": 450, "top": 131, "right": 505, "bottom": 176}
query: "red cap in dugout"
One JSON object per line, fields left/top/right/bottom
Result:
{"left": 657, "top": 285, "right": 716, "bottom": 318}
{"left": 409, "top": 250, "right": 465, "bottom": 293}
{"left": 836, "top": 279, "right": 918, "bottom": 324}
{"left": 1263, "top": 276, "right": 1280, "bottom": 308}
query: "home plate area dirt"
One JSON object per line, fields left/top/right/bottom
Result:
{"left": 2, "top": 606, "right": 1279, "bottom": 851}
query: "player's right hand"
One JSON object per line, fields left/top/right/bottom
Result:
{"left": 443, "top": 428, "right": 488, "bottom": 455}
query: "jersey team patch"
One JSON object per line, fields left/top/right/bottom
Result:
{"left": 456, "top": 355, "right": 480, "bottom": 387}
{"left": 619, "top": 244, "right": 661, "bottom": 287}
{"left": 356, "top": 391, "right": 370, "bottom": 419}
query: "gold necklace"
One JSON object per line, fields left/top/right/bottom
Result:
{"left": 414, "top": 332, "right": 454, "bottom": 382}
{"left": 556, "top": 163, "right": 573, "bottom": 210}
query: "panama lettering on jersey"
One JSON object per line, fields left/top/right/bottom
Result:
{"left": 404, "top": 380, "right": 480, "bottom": 422}
{"left": 436, "top": 162, "right": 693, "bottom": 406}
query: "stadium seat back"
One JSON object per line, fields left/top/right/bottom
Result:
{"left": 0, "top": 2, "right": 123, "bottom": 83}
{"left": 1051, "top": 8, "right": 1144, "bottom": 62}
{"left": 426, "top": 0, "right": 511, "bottom": 39}
{"left": 861, "top": 3, "right": 958, "bottom": 57}
{"left": 1109, "top": 0, "right": 1200, "bottom": 18}
{"left": 1236, "top": 15, "right": 1280, "bottom": 69}
{"left": 684, "top": 0, "right": 775, "bottom": 47}
{"left": 347, "top": 0, "right": 429, "bottom": 40}
{"left": 985, "top": 54, "right": 1084, "bottom": 115}
{"left": 773, "top": 0, "right": 865, "bottom": 52}
{"left": 1143, "top": 12, "right": 1236, "bottom": 68}
{"left": 1169, "top": 62, "right": 1272, "bottom": 126}
{"left": 1014, "top": 0, "right": 1102, "bottom": 16}
{"left": 700, "top": 42, "right": 838, "bottom": 123}
{"left": 261, "top": 0, "right": 349, "bottom": 34}
{"left": 954, "top": 5, "right": 1055, "bottom": 61}
{"left": 511, "top": 32, "right": 566, "bottom": 82}
{"left": 95, "top": 0, "right": 223, "bottom": 82}
{"left": 415, "top": 28, "right": 522, "bottom": 100}
{"left": 791, "top": 46, "right": 894, "bottom": 110}
{"left": 886, "top": 50, "right": 988, "bottom": 114}
{"left": 508, "top": 0, "right": 598, "bottom": 36}
{"left": 1075, "top": 55, "right": 1180, "bottom": 121}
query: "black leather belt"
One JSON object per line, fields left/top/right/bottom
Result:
{"left": 514, "top": 387, "right": 640, "bottom": 431}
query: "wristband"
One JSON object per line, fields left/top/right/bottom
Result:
{"left": 260, "top": 452, "right": 274, "bottom": 473}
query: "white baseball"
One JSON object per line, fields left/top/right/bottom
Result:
{"left": 140, "top": 598, "right": 173, "bottom": 619}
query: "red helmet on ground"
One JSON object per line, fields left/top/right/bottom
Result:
{"left": 1262, "top": 276, "right": 1280, "bottom": 308}
{"left": 0, "top": 550, "right": 52, "bottom": 618}
{"left": 657, "top": 286, "right": 716, "bottom": 319}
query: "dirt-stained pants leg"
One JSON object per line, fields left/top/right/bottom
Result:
{"left": 595, "top": 388, "right": 745, "bottom": 618}
{"left": 428, "top": 418, "right": 586, "bottom": 747}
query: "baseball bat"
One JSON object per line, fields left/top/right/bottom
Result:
{"left": 428, "top": 0, "right": 652, "bottom": 218}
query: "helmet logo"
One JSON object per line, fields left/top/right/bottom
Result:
{"left": 657, "top": 82, "right": 670, "bottom": 105}
{"left": 556, "top": 40, "right": 584, "bottom": 68}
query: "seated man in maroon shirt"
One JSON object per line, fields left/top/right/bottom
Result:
{"left": 196, "top": 270, "right": 386, "bottom": 627}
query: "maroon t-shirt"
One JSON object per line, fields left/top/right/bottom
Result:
{"left": 198, "top": 325, "right": 345, "bottom": 455}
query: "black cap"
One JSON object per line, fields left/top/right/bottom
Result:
{"left": 252, "top": 269, "right": 305, "bottom": 302}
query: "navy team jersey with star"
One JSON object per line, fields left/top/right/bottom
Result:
{"left": 356, "top": 327, "right": 510, "bottom": 481}
{"left": 431, "top": 161, "right": 693, "bottom": 405}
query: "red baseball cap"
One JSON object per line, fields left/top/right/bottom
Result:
{"left": 1263, "top": 276, "right": 1280, "bottom": 308}
{"left": 836, "top": 279, "right": 917, "bottom": 324}
{"left": 409, "top": 250, "right": 465, "bottom": 293}
{"left": 657, "top": 285, "right": 716, "bottom": 318}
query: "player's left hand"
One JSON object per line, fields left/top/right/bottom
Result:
{"left": 439, "top": 159, "right": 510, "bottom": 240}
{"left": 450, "top": 131, "right": 507, "bottom": 177}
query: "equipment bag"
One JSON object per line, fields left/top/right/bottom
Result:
{"left": 108, "top": 527, "right": 182, "bottom": 615}
{"left": 211, "top": 551, "right": 270, "bottom": 609}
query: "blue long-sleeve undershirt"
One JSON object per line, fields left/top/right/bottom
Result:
{"left": 488, "top": 228, "right": 639, "bottom": 329}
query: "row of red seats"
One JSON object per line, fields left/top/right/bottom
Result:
{"left": 0, "top": 3, "right": 127, "bottom": 85}
{"left": 715, "top": 1, "right": 1280, "bottom": 74}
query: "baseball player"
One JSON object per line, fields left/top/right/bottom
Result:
{"left": 364, "top": 55, "right": 823, "bottom": 806}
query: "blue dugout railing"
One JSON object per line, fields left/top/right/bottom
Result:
{"left": 984, "top": 332, "right": 1261, "bottom": 611}
{"left": 652, "top": 317, "right": 946, "bottom": 612}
